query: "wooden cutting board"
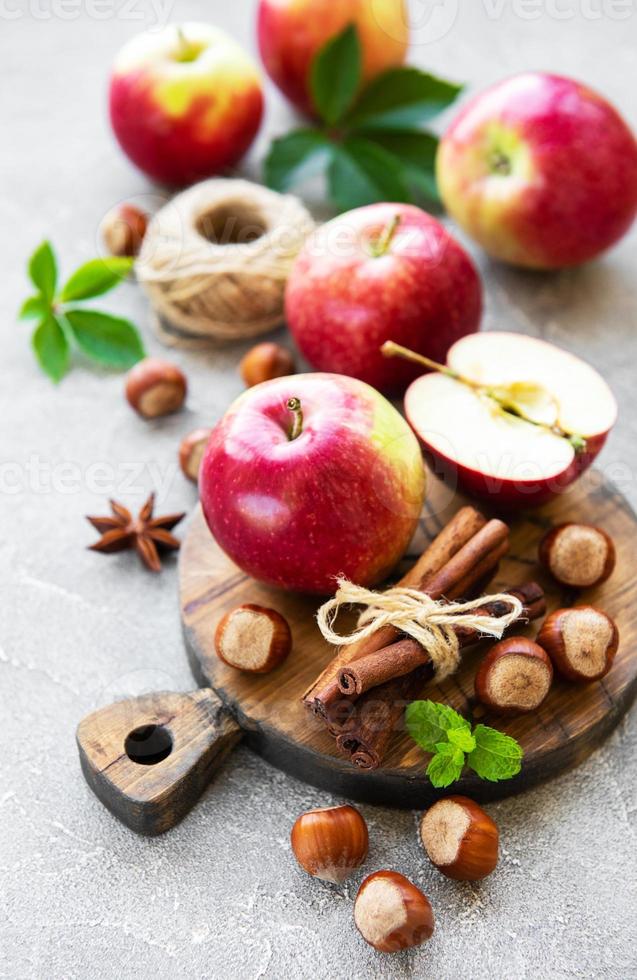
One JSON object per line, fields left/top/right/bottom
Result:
{"left": 179, "top": 471, "right": 637, "bottom": 809}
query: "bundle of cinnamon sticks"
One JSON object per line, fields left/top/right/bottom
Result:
{"left": 302, "top": 506, "right": 546, "bottom": 771}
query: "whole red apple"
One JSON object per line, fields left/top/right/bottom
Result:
{"left": 200, "top": 374, "right": 426, "bottom": 594}
{"left": 257, "top": 0, "right": 409, "bottom": 116}
{"left": 285, "top": 204, "right": 483, "bottom": 394}
{"left": 109, "top": 23, "right": 264, "bottom": 186}
{"left": 404, "top": 332, "right": 617, "bottom": 508}
{"left": 437, "top": 72, "right": 637, "bottom": 269}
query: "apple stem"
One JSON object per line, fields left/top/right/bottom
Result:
{"left": 369, "top": 215, "right": 401, "bottom": 258}
{"left": 175, "top": 27, "right": 199, "bottom": 63}
{"left": 381, "top": 341, "right": 460, "bottom": 380}
{"left": 287, "top": 397, "right": 303, "bottom": 441}
{"left": 381, "top": 340, "right": 587, "bottom": 452}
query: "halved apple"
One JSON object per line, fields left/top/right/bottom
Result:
{"left": 404, "top": 332, "right": 617, "bottom": 508}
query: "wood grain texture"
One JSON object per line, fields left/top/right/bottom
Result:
{"left": 180, "top": 472, "right": 637, "bottom": 809}
{"left": 76, "top": 689, "right": 242, "bottom": 834}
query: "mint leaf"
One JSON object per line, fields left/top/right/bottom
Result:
{"left": 346, "top": 67, "right": 462, "bottom": 130}
{"left": 328, "top": 137, "right": 411, "bottom": 211}
{"left": 467, "top": 725, "right": 523, "bottom": 783}
{"left": 264, "top": 129, "right": 334, "bottom": 193}
{"left": 310, "top": 24, "right": 361, "bottom": 125}
{"left": 363, "top": 130, "right": 440, "bottom": 204}
{"left": 426, "top": 745, "right": 465, "bottom": 788}
{"left": 19, "top": 295, "right": 50, "bottom": 321}
{"left": 65, "top": 309, "right": 145, "bottom": 368}
{"left": 405, "top": 700, "right": 471, "bottom": 754}
{"left": 448, "top": 727, "right": 476, "bottom": 753}
{"left": 28, "top": 241, "right": 57, "bottom": 300}
{"left": 32, "top": 314, "right": 69, "bottom": 382}
{"left": 60, "top": 257, "right": 133, "bottom": 303}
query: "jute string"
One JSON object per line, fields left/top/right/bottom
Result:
{"left": 316, "top": 579, "right": 524, "bottom": 680}
{"left": 136, "top": 179, "right": 315, "bottom": 346}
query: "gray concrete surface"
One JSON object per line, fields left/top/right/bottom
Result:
{"left": 2, "top": 2, "right": 637, "bottom": 977}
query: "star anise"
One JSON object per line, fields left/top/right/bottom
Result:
{"left": 86, "top": 493, "right": 186, "bottom": 573}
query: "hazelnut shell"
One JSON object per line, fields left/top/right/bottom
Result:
{"left": 419, "top": 795, "right": 499, "bottom": 881}
{"left": 354, "top": 870, "right": 434, "bottom": 952}
{"left": 291, "top": 804, "right": 368, "bottom": 884}
{"left": 475, "top": 636, "right": 553, "bottom": 714}
{"left": 537, "top": 606, "right": 619, "bottom": 682}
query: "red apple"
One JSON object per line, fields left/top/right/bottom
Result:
{"left": 109, "top": 23, "right": 264, "bottom": 186}
{"left": 404, "top": 332, "right": 617, "bottom": 508}
{"left": 200, "top": 374, "right": 426, "bottom": 594}
{"left": 285, "top": 204, "right": 483, "bottom": 394}
{"left": 437, "top": 72, "right": 637, "bottom": 269}
{"left": 257, "top": 0, "right": 409, "bottom": 116}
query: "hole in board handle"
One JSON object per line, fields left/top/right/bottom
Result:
{"left": 125, "top": 724, "right": 173, "bottom": 766}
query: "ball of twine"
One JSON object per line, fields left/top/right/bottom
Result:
{"left": 135, "top": 179, "right": 315, "bottom": 348}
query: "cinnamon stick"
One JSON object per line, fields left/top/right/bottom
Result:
{"left": 336, "top": 667, "right": 431, "bottom": 770}
{"left": 302, "top": 506, "right": 488, "bottom": 716}
{"left": 337, "top": 582, "right": 546, "bottom": 697}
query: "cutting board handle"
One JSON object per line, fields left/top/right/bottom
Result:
{"left": 76, "top": 688, "right": 242, "bottom": 835}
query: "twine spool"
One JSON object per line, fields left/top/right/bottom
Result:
{"left": 136, "top": 179, "right": 315, "bottom": 348}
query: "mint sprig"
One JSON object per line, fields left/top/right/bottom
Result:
{"left": 20, "top": 241, "right": 145, "bottom": 383}
{"left": 406, "top": 700, "right": 523, "bottom": 789}
{"left": 264, "top": 24, "right": 462, "bottom": 212}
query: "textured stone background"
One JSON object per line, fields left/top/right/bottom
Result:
{"left": 2, "top": 1, "right": 636, "bottom": 977}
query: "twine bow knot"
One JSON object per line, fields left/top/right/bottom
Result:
{"left": 316, "top": 579, "right": 524, "bottom": 680}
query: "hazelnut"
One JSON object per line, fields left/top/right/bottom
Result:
{"left": 537, "top": 606, "right": 619, "bottom": 682}
{"left": 125, "top": 358, "right": 187, "bottom": 419}
{"left": 179, "top": 428, "right": 212, "bottom": 483}
{"left": 291, "top": 804, "right": 368, "bottom": 884}
{"left": 240, "top": 342, "right": 295, "bottom": 388}
{"left": 539, "top": 522, "right": 616, "bottom": 589}
{"left": 215, "top": 604, "right": 292, "bottom": 674}
{"left": 101, "top": 202, "right": 148, "bottom": 257}
{"left": 475, "top": 636, "right": 553, "bottom": 714}
{"left": 354, "top": 870, "right": 434, "bottom": 953}
{"left": 419, "top": 796, "right": 499, "bottom": 881}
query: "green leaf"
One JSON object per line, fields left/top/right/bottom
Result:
{"left": 64, "top": 309, "right": 145, "bottom": 369}
{"left": 362, "top": 130, "right": 440, "bottom": 204}
{"left": 405, "top": 700, "right": 471, "bottom": 754}
{"left": 346, "top": 67, "right": 462, "bottom": 130}
{"left": 310, "top": 24, "right": 361, "bottom": 125}
{"left": 264, "top": 129, "right": 334, "bottom": 193}
{"left": 28, "top": 241, "right": 57, "bottom": 300}
{"left": 32, "top": 314, "right": 70, "bottom": 383}
{"left": 426, "top": 745, "right": 465, "bottom": 788}
{"left": 447, "top": 727, "right": 476, "bottom": 753}
{"left": 60, "top": 257, "right": 133, "bottom": 303}
{"left": 328, "top": 137, "right": 411, "bottom": 212}
{"left": 467, "top": 725, "right": 523, "bottom": 783}
{"left": 19, "top": 294, "right": 50, "bottom": 321}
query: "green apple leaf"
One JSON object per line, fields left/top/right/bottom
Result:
{"left": 60, "top": 257, "right": 134, "bottom": 303}
{"left": 264, "top": 129, "right": 334, "bottom": 193}
{"left": 310, "top": 24, "right": 362, "bottom": 125}
{"left": 346, "top": 67, "right": 462, "bottom": 131}
{"left": 28, "top": 241, "right": 58, "bottom": 301}
{"left": 405, "top": 700, "right": 471, "bottom": 754}
{"left": 328, "top": 137, "right": 411, "bottom": 212}
{"left": 19, "top": 294, "right": 50, "bottom": 321}
{"left": 467, "top": 724, "right": 523, "bottom": 782}
{"left": 32, "top": 313, "right": 70, "bottom": 383}
{"left": 359, "top": 129, "right": 440, "bottom": 204}
{"left": 64, "top": 309, "right": 145, "bottom": 369}
{"left": 426, "top": 743, "right": 466, "bottom": 788}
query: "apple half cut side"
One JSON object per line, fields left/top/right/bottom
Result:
{"left": 403, "top": 332, "right": 617, "bottom": 508}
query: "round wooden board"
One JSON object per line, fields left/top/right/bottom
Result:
{"left": 179, "top": 472, "right": 637, "bottom": 808}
